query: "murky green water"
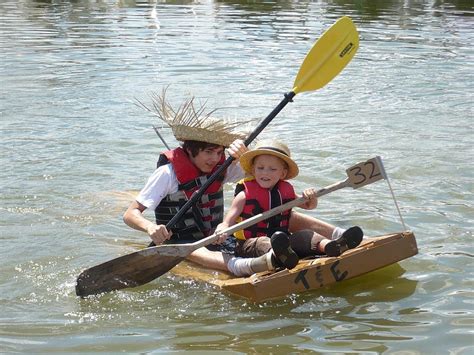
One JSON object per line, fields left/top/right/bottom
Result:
{"left": 1, "top": 0, "right": 473, "bottom": 353}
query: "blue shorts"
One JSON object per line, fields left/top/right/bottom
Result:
{"left": 206, "top": 235, "right": 236, "bottom": 255}
{"left": 164, "top": 236, "right": 237, "bottom": 255}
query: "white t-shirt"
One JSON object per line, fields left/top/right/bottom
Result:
{"left": 137, "top": 162, "right": 245, "bottom": 211}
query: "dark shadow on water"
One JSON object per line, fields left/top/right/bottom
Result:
{"left": 25, "top": 0, "right": 473, "bottom": 15}
{"left": 214, "top": 0, "right": 473, "bottom": 18}
{"left": 216, "top": 0, "right": 308, "bottom": 12}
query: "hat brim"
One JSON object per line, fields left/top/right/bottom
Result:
{"left": 239, "top": 148, "right": 299, "bottom": 180}
{"left": 173, "top": 125, "right": 246, "bottom": 147}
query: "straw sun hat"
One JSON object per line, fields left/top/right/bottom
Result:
{"left": 239, "top": 139, "right": 299, "bottom": 180}
{"left": 136, "top": 88, "right": 248, "bottom": 147}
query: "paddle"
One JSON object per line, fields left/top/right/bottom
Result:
{"left": 75, "top": 157, "right": 383, "bottom": 297}
{"left": 146, "top": 16, "right": 359, "bottom": 246}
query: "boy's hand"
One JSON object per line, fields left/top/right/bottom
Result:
{"left": 301, "top": 188, "right": 318, "bottom": 210}
{"left": 226, "top": 139, "right": 248, "bottom": 160}
{"left": 146, "top": 223, "right": 172, "bottom": 245}
{"left": 213, "top": 223, "right": 229, "bottom": 244}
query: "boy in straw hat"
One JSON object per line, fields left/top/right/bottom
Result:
{"left": 124, "top": 90, "right": 249, "bottom": 270}
{"left": 124, "top": 89, "right": 362, "bottom": 275}
{"left": 215, "top": 139, "right": 363, "bottom": 275}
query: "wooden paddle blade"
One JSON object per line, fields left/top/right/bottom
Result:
{"left": 293, "top": 16, "right": 359, "bottom": 94}
{"left": 75, "top": 250, "right": 184, "bottom": 297}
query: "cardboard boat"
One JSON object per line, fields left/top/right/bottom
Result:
{"left": 171, "top": 231, "right": 418, "bottom": 302}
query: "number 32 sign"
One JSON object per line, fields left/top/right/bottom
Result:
{"left": 346, "top": 156, "right": 386, "bottom": 189}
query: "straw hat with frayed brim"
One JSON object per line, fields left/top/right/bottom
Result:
{"left": 135, "top": 88, "right": 250, "bottom": 147}
{"left": 240, "top": 140, "right": 299, "bottom": 180}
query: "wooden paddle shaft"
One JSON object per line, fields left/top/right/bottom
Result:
{"left": 167, "top": 178, "right": 350, "bottom": 253}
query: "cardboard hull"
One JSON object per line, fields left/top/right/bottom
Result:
{"left": 172, "top": 231, "right": 418, "bottom": 302}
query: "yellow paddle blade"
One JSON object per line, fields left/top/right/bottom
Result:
{"left": 293, "top": 16, "right": 359, "bottom": 94}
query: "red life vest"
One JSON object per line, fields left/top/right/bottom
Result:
{"left": 235, "top": 178, "right": 296, "bottom": 240}
{"left": 154, "top": 147, "right": 226, "bottom": 241}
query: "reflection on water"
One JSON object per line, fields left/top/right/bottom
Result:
{"left": 1, "top": 0, "right": 473, "bottom": 353}
{"left": 320, "top": 264, "right": 418, "bottom": 303}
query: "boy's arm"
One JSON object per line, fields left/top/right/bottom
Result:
{"left": 221, "top": 191, "right": 246, "bottom": 228}
{"left": 214, "top": 192, "right": 246, "bottom": 243}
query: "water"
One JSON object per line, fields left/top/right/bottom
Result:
{"left": 1, "top": 0, "right": 473, "bottom": 353}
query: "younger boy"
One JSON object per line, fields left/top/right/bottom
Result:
{"left": 216, "top": 139, "right": 363, "bottom": 274}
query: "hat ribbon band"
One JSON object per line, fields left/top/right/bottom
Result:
{"left": 258, "top": 146, "right": 289, "bottom": 157}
